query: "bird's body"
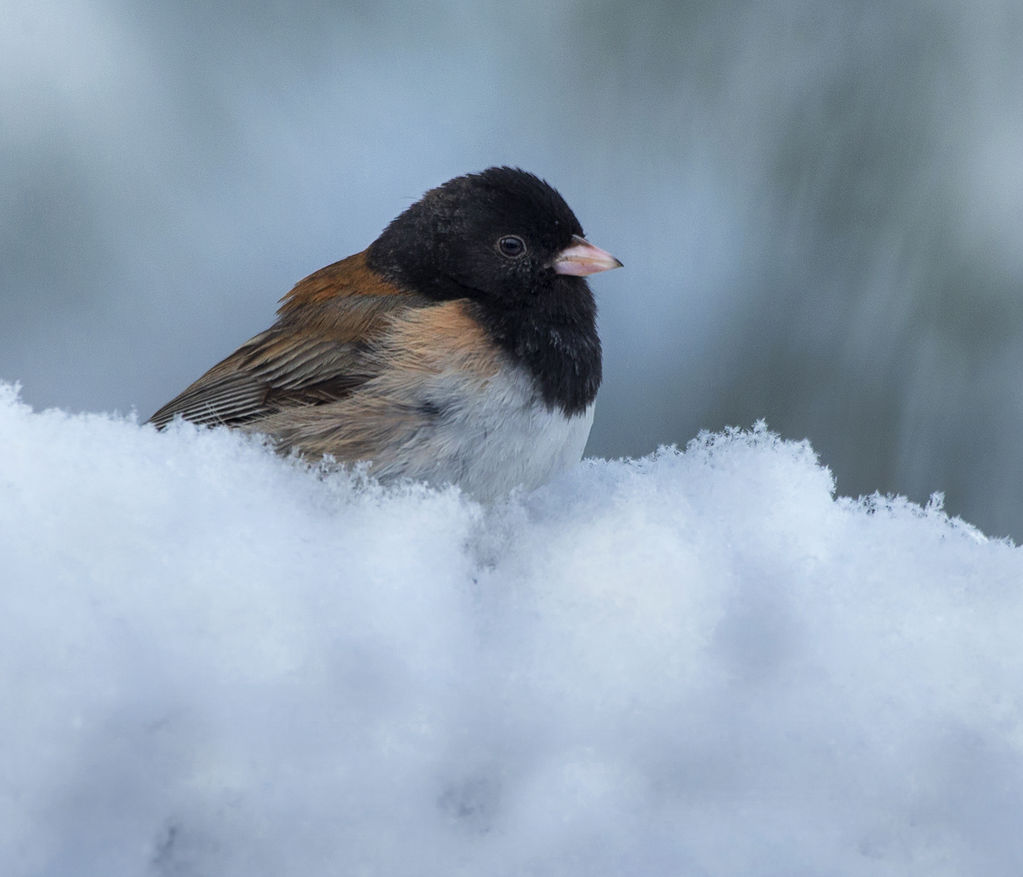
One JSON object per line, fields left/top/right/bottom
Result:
{"left": 149, "top": 168, "right": 620, "bottom": 499}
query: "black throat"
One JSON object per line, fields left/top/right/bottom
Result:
{"left": 464, "top": 280, "right": 602, "bottom": 418}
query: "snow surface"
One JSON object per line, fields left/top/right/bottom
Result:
{"left": 2, "top": 380, "right": 1023, "bottom": 876}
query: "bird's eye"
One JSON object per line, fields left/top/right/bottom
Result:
{"left": 497, "top": 235, "right": 527, "bottom": 258}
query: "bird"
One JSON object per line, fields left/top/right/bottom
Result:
{"left": 148, "top": 166, "right": 621, "bottom": 500}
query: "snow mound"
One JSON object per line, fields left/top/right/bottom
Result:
{"left": 1, "top": 381, "right": 1021, "bottom": 876}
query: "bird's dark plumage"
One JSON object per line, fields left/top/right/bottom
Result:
{"left": 149, "top": 167, "right": 621, "bottom": 498}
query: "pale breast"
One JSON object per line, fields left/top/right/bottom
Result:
{"left": 372, "top": 365, "right": 595, "bottom": 500}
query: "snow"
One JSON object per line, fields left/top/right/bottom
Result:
{"left": 2, "top": 379, "right": 1022, "bottom": 876}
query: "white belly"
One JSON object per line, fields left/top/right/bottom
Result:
{"left": 373, "top": 366, "right": 595, "bottom": 501}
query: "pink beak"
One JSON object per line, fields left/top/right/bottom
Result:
{"left": 552, "top": 234, "right": 623, "bottom": 277}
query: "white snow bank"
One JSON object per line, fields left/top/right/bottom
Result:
{"left": 2, "top": 380, "right": 1022, "bottom": 876}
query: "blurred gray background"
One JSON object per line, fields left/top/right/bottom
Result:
{"left": 4, "top": 0, "right": 1023, "bottom": 538}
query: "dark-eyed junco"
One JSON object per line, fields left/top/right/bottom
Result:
{"left": 149, "top": 166, "right": 621, "bottom": 499}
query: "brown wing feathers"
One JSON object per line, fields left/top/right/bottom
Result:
{"left": 148, "top": 252, "right": 426, "bottom": 429}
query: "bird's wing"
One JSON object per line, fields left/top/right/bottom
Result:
{"left": 148, "top": 331, "right": 372, "bottom": 429}
{"left": 149, "top": 262, "right": 431, "bottom": 429}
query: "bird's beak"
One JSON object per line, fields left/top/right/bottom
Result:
{"left": 552, "top": 234, "right": 623, "bottom": 276}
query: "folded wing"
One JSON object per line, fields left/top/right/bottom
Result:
{"left": 149, "top": 259, "right": 430, "bottom": 430}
